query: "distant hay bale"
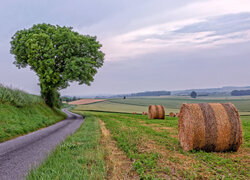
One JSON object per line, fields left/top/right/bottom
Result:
{"left": 169, "top": 112, "right": 176, "bottom": 117}
{"left": 142, "top": 112, "right": 148, "bottom": 115}
{"left": 148, "top": 105, "right": 165, "bottom": 119}
{"left": 176, "top": 113, "right": 180, "bottom": 117}
{"left": 178, "top": 103, "right": 243, "bottom": 152}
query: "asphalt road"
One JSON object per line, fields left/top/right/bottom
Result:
{"left": 0, "top": 108, "right": 84, "bottom": 180}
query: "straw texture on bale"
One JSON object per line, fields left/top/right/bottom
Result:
{"left": 169, "top": 112, "right": 176, "bottom": 117}
{"left": 178, "top": 103, "right": 243, "bottom": 152}
{"left": 148, "top": 105, "right": 165, "bottom": 119}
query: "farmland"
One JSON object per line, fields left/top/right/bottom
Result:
{"left": 29, "top": 96, "right": 250, "bottom": 179}
{"left": 75, "top": 96, "right": 250, "bottom": 115}
{"left": 86, "top": 111, "right": 249, "bottom": 179}
{"left": 69, "top": 98, "right": 105, "bottom": 105}
{"left": 29, "top": 108, "right": 250, "bottom": 179}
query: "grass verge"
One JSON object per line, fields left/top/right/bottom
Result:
{"left": 0, "top": 84, "right": 42, "bottom": 107}
{"left": 0, "top": 84, "right": 66, "bottom": 142}
{"left": 0, "top": 103, "right": 66, "bottom": 142}
{"left": 27, "top": 113, "right": 106, "bottom": 180}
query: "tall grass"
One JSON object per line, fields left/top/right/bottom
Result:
{"left": 0, "top": 84, "right": 67, "bottom": 142}
{"left": 0, "top": 84, "right": 42, "bottom": 107}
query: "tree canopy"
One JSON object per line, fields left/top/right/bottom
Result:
{"left": 10, "top": 23, "right": 104, "bottom": 107}
{"left": 190, "top": 91, "right": 197, "bottom": 98}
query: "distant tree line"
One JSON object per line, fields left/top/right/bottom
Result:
{"left": 130, "top": 91, "right": 171, "bottom": 97}
{"left": 61, "top": 96, "right": 80, "bottom": 102}
{"left": 231, "top": 90, "right": 250, "bottom": 96}
{"left": 197, "top": 93, "right": 209, "bottom": 97}
{"left": 96, "top": 91, "right": 171, "bottom": 99}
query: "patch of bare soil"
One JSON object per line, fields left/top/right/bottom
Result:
{"left": 69, "top": 99, "right": 105, "bottom": 105}
{"left": 99, "top": 120, "right": 138, "bottom": 180}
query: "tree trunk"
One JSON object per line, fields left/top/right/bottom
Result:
{"left": 40, "top": 84, "right": 60, "bottom": 108}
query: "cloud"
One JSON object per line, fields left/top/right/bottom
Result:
{"left": 172, "top": 0, "right": 250, "bottom": 19}
{"left": 1, "top": 0, "right": 250, "bottom": 95}
{"left": 101, "top": 18, "right": 206, "bottom": 60}
{"left": 99, "top": 12, "right": 250, "bottom": 61}
{"left": 176, "top": 13, "right": 250, "bottom": 35}
{"left": 60, "top": 41, "right": 250, "bottom": 96}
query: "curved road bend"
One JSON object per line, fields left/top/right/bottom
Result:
{"left": 0, "top": 108, "right": 84, "bottom": 180}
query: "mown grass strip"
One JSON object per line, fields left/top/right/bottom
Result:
{"left": 27, "top": 113, "right": 106, "bottom": 180}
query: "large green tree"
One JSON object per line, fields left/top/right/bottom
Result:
{"left": 10, "top": 23, "right": 104, "bottom": 107}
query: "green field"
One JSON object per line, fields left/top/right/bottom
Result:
{"left": 75, "top": 96, "right": 250, "bottom": 115}
{"left": 29, "top": 109, "right": 250, "bottom": 179}
{"left": 29, "top": 96, "right": 250, "bottom": 179}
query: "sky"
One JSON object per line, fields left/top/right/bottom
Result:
{"left": 0, "top": 0, "right": 250, "bottom": 96}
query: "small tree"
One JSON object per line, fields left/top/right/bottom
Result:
{"left": 10, "top": 23, "right": 104, "bottom": 107}
{"left": 190, "top": 91, "right": 197, "bottom": 98}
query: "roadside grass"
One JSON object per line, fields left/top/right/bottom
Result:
{"left": 0, "top": 84, "right": 42, "bottom": 107}
{"left": 74, "top": 110, "right": 250, "bottom": 179}
{"left": 61, "top": 103, "right": 72, "bottom": 109}
{"left": 0, "top": 85, "right": 66, "bottom": 142}
{"left": 0, "top": 103, "right": 66, "bottom": 142}
{"left": 27, "top": 113, "right": 106, "bottom": 180}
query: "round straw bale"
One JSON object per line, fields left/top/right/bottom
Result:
{"left": 148, "top": 105, "right": 165, "bottom": 119}
{"left": 142, "top": 112, "right": 148, "bottom": 115}
{"left": 169, "top": 112, "right": 176, "bottom": 117}
{"left": 178, "top": 103, "right": 243, "bottom": 152}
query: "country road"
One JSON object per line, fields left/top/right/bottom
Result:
{"left": 0, "top": 109, "right": 84, "bottom": 180}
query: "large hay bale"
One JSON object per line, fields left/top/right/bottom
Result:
{"left": 169, "top": 112, "right": 176, "bottom": 117}
{"left": 178, "top": 103, "right": 243, "bottom": 152}
{"left": 148, "top": 105, "right": 165, "bottom": 119}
